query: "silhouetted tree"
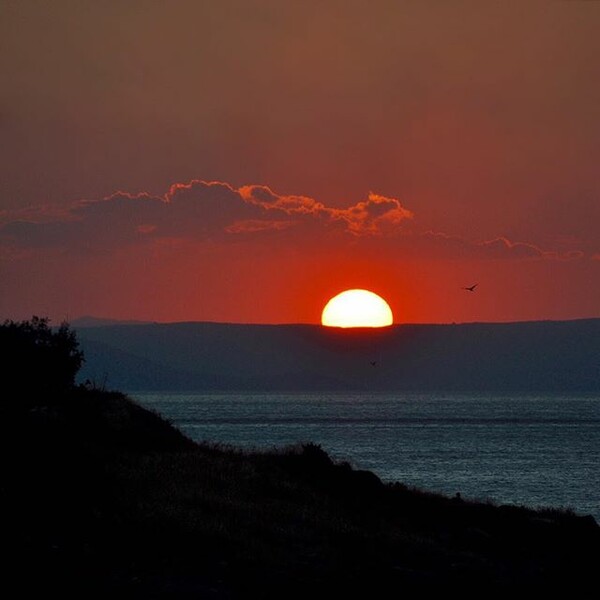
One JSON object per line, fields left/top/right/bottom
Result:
{"left": 1, "top": 316, "right": 84, "bottom": 401}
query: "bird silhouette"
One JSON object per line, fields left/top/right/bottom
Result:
{"left": 370, "top": 361, "right": 377, "bottom": 367}
{"left": 462, "top": 284, "right": 478, "bottom": 292}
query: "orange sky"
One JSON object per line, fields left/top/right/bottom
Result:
{"left": 1, "top": 2, "right": 599, "bottom": 324}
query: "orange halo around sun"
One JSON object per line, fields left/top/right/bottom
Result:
{"left": 321, "top": 289, "right": 393, "bottom": 328}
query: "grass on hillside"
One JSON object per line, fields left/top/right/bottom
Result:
{"left": 2, "top": 386, "right": 599, "bottom": 598}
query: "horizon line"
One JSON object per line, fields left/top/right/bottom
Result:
{"left": 67, "top": 315, "right": 600, "bottom": 328}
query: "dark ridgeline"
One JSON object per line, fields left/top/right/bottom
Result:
{"left": 76, "top": 318, "right": 600, "bottom": 392}
{"left": 2, "top": 317, "right": 599, "bottom": 598}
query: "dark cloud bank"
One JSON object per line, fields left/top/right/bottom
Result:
{"left": 1, "top": 179, "right": 584, "bottom": 261}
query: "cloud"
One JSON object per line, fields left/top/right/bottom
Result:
{"left": 0, "top": 192, "right": 167, "bottom": 253}
{"left": 478, "top": 237, "right": 548, "bottom": 260}
{"left": 0, "top": 180, "right": 413, "bottom": 252}
{"left": 356, "top": 230, "right": 551, "bottom": 261}
{"left": 0, "top": 178, "right": 584, "bottom": 262}
{"left": 239, "top": 185, "right": 414, "bottom": 235}
{"left": 225, "top": 219, "right": 295, "bottom": 234}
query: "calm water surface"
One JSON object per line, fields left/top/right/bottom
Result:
{"left": 132, "top": 392, "right": 600, "bottom": 520}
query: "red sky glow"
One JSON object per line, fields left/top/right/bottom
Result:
{"left": 1, "top": 1, "right": 599, "bottom": 325}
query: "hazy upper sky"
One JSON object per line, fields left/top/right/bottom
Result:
{"left": 1, "top": 1, "right": 599, "bottom": 324}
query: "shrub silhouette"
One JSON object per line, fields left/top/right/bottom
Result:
{"left": 1, "top": 316, "right": 83, "bottom": 401}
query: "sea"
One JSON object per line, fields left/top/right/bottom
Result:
{"left": 132, "top": 392, "right": 600, "bottom": 521}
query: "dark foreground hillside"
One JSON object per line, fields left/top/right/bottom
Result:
{"left": 2, "top": 319, "right": 599, "bottom": 597}
{"left": 3, "top": 388, "right": 600, "bottom": 598}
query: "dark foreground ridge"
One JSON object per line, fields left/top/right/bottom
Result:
{"left": 2, "top": 318, "right": 599, "bottom": 597}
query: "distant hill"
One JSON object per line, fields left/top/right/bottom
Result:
{"left": 71, "top": 315, "right": 153, "bottom": 328}
{"left": 77, "top": 319, "right": 600, "bottom": 392}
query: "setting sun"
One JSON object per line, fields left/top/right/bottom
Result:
{"left": 321, "top": 289, "right": 393, "bottom": 328}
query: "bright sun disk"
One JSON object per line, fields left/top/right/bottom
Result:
{"left": 321, "top": 289, "right": 393, "bottom": 328}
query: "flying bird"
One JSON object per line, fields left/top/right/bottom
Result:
{"left": 462, "top": 284, "right": 478, "bottom": 292}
